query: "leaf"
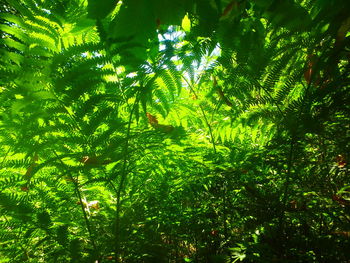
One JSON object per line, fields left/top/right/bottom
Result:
{"left": 87, "top": 0, "right": 118, "bottom": 20}
{"left": 109, "top": 0, "right": 156, "bottom": 42}
{"left": 70, "top": 18, "right": 96, "bottom": 34}
{"left": 108, "top": 0, "right": 157, "bottom": 67}
{"left": 264, "top": 0, "right": 312, "bottom": 32}
{"left": 146, "top": 112, "right": 158, "bottom": 127}
{"left": 157, "top": 124, "right": 174, "bottom": 133}
{"left": 181, "top": 14, "right": 191, "bottom": 32}
{"left": 153, "top": 0, "right": 187, "bottom": 26}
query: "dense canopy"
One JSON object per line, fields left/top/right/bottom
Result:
{"left": 0, "top": 0, "right": 349, "bottom": 262}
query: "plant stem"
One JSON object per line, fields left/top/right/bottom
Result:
{"left": 114, "top": 95, "right": 139, "bottom": 262}
{"left": 53, "top": 151, "right": 97, "bottom": 253}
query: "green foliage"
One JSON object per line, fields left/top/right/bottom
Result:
{"left": 1, "top": 0, "right": 350, "bottom": 262}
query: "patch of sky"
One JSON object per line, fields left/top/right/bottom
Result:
{"left": 42, "top": 9, "right": 51, "bottom": 14}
